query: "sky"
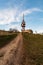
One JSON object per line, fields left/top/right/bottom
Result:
{"left": 0, "top": 0, "right": 43, "bottom": 33}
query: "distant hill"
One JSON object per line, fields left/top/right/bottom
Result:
{"left": 0, "top": 30, "right": 19, "bottom": 35}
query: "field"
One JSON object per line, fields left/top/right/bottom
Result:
{"left": 0, "top": 32, "right": 43, "bottom": 65}
{"left": 23, "top": 32, "right": 43, "bottom": 65}
{"left": 0, "top": 33, "right": 18, "bottom": 48}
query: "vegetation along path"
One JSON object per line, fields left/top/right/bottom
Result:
{"left": 0, "top": 32, "right": 43, "bottom": 65}
{"left": 0, "top": 33, "right": 26, "bottom": 65}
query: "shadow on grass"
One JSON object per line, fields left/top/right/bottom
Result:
{"left": 0, "top": 33, "right": 18, "bottom": 48}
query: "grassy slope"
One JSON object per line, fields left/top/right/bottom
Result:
{"left": 0, "top": 33, "right": 18, "bottom": 48}
{"left": 23, "top": 32, "right": 43, "bottom": 65}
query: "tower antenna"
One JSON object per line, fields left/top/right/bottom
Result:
{"left": 23, "top": 14, "right": 24, "bottom": 20}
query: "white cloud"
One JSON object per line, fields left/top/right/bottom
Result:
{"left": 0, "top": 8, "right": 43, "bottom": 25}
{"left": 0, "top": 8, "right": 19, "bottom": 25}
{"left": 6, "top": 24, "right": 21, "bottom": 31}
{"left": 30, "top": 8, "right": 43, "bottom": 12}
{"left": 19, "top": 8, "right": 43, "bottom": 16}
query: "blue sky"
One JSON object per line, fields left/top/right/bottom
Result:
{"left": 0, "top": 0, "right": 43, "bottom": 33}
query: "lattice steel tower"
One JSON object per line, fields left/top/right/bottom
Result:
{"left": 21, "top": 14, "right": 26, "bottom": 32}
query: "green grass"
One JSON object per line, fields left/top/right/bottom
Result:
{"left": 0, "top": 33, "right": 18, "bottom": 48}
{"left": 23, "top": 32, "right": 43, "bottom": 65}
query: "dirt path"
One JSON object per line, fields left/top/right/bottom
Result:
{"left": 0, "top": 33, "right": 24, "bottom": 65}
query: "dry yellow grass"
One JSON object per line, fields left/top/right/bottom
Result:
{"left": 23, "top": 32, "right": 43, "bottom": 65}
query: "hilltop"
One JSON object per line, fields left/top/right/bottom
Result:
{"left": 0, "top": 33, "right": 43, "bottom": 65}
